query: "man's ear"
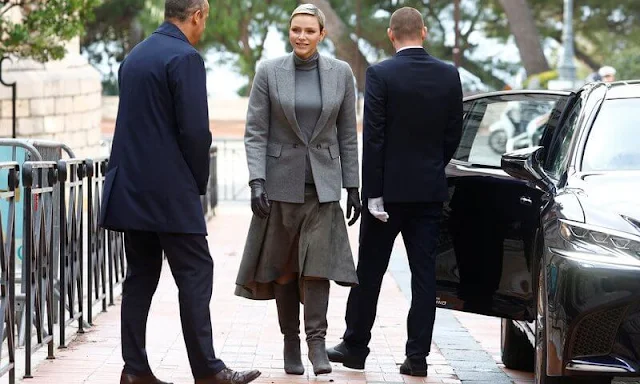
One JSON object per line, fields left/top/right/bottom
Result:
{"left": 387, "top": 27, "right": 393, "bottom": 43}
{"left": 422, "top": 26, "right": 428, "bottom": 40}
{"left": 192, "top": 9, "right": 202, "bottom": 25}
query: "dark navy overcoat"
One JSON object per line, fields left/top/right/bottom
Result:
{"left": 100, "top": 22, "right": 212, "bottom": 235}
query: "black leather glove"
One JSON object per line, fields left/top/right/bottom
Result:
{"left": 346, "top": 188, "right": 362, "bottom": 226}
{"left": 249, "top": 178, "right": 270, "bottom": 219}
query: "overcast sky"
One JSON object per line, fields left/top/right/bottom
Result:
{"left": 205, "top": 27, "right": 286, "bottom": 99}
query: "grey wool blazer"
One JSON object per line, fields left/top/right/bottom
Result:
{"left": 244, "top": 53, "right": 360, "bottom": 203}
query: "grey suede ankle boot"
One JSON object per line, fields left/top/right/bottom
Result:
{"left": 273, "top": 280, "right": 304, "bottom": 375}
{"left": 304, "top": 279, "right": 332, "bottom": 375}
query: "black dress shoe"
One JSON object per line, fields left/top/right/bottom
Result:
{"left": 120, "top": 372, "right": 172, "bottom": 384}
{"left": 195, "top": 368, "right": 261, "bottom": 384}
{"left": 326, "top": 341, "right": 369, "bottom": 370}
{"left": 399, "top": 357, "right": 427, "bottom": 377}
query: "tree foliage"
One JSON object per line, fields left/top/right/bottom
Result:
{"left": 0, "top": 0, "right": 99, "bottom": 62}
{"left": 82, "top": 0, "right": 146, "bottom": 63}
{"left": 327, "top": 0, "right": 513, "bottom": 89}
{"left": 198, "top": 0, "right": 297, "bottom": 94}
{"left": 484, "top": 0, "right": 640, "bottom": 79}
{"left": 82, "top": 0, "right": 297, "bottom": 95}
{"left": 83, "top": 0, "right": 640, "bottom": 96}
{"left": 81, "top": 0, "right": 147, "bottom": 93}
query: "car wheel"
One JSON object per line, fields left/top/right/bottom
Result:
{"left": 535, "top": 264, "right": 566, "bottom": 383}
{"left": 489, "top": 130, "right": 508, "bottom": 154}
{"left": 501, "top": 318, "right": 534, "bottom": 371}
{"left": 534, "top": 266, "right": 612, "bottom": 384}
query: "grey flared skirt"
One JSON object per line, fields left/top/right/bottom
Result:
{"left": 235, "top": 185, "right": 358, "bottom": 300}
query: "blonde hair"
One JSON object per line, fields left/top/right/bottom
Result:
{"left": 290, "top": 3, "right": 326, "bottom": 30}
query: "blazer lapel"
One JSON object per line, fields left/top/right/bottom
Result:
{"left": 310, "top": 55, "right": 336, "bottom": 143}
{"left": 275, "top": 54, "right": 306, "bottom": 143}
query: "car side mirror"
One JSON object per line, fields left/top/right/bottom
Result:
{"left": 501, "top": 146, "right": 556, "bottom": 193}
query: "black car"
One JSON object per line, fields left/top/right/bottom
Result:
{"left": 435, "top": 80, "right": 640, "bottom": 383}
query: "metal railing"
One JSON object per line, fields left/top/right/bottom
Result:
{"left": 0, "top": 140, "right": 136, "bottom": 382}
{"left": 21, "top": 161, "right": 57, "bottom": 378}
{"left": 0, "top": 162, "right": 19, "bottom": 383}
{"left": 57, "top": 159, "right": 87, "bottom": 347}
{"left": 86, "top": 158, "right": 108, "bottom": 325}
{"left": 201, "top": 146, "right": 218, "bottom": 217}
{"left": 106, "top": 222, "right": 125, "bottom": 307}
{"left": 213, "top": 139, "right": 249, "bottom": 201}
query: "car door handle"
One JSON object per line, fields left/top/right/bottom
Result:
{"left": 520, "top": 196, "right": 533, "bottom": 206}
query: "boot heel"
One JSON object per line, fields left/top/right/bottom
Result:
{"left": 342, "top": 356, "right": 366, "bottom": 370}
{"left": 283, "top": 339, "right": 304, "bottom": 375}
{"left": 308, "top": 340, "right": 332, "bottom": 375}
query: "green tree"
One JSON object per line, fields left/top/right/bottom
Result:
{"left": 485, "top": 0, "right": 640, "bottom": 77}
{"left": 0, "top": 0, "right": 99, "bottom": 62}
{"left": 83, "top": 0, "right": 297, "bottom": 96}
{"left": 81, "top": 0, "right": 146, "bottom": 95}
{"left": 325, "top": 0, "right": 510, "bottom": 90}
{"left": 196, "top": 0, "right": 297, "bottom": 95}
{"left": 607, "top": 48, "right": 640, "bottom": 81}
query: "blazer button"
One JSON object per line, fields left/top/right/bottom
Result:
{"left": 317, "top": 144, "right": 322, "bottom": 149}
{"left": 293, "top": 144, "right": 298, "bottom": 148}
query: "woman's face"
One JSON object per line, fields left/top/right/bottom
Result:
{"left": 289, "top": 14, "right": 324, "bottom": 60}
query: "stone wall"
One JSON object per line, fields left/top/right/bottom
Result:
{"left": 0, "top": 37, "right": 103, "bottom": 159}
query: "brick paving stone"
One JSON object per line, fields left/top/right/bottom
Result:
{"left": 15, "top": 203, "right": 459, "bottom": 384}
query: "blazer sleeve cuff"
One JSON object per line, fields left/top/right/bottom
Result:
{"left": 342, "top": 172, "right": 360, "bottom": 189}
{"left": 249, "top": 170, "right": 266, "bottom": 183}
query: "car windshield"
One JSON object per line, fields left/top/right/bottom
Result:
{"left": 582, "top": 98, "right": 640, "bottom": 171}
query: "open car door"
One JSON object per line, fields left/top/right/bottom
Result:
{"left": 435, "top": 90, "right": 571, "bottom": 321}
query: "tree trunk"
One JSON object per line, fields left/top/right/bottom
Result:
{"left": 306, "top": 0, "right": 369, "bottom": 93}
{"left": 498, "top": 0, "right": 550, "bottom": 76}
{"left": 127, "top": 18, "right": 144, "bottom": 54}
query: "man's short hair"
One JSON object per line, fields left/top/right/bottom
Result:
{"left": 165, "top": 0, "right": 205, "bottom": 22}
{"left": 389, "top": 7, "right": 424, "bottom": 42}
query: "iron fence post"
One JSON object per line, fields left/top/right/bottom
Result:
{"left": 0, "top": 57, "right": 17, "bottom": 139}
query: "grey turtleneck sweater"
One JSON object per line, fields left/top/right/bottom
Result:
{"left": 294, "top": 52, "right": 322, "bottom": 184}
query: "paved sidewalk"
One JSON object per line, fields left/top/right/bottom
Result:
{"left": 19, "top": 203, "right": 460, "bottom": 384}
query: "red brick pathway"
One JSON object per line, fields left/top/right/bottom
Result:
{"left": 19, "top": 203, "right": 460, "bottom": 383}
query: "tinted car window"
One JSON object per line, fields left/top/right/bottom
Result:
{"left": 453, "top": 97, "right": 557, "bottom": 167}
{"left": 544, "top": 98, "right": 582, "bottom": 177}
{"left": 582, "top": 98, "right": 640, "bottom": 171}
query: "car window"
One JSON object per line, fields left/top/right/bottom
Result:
{"left": 582, "top": 98, "right": 640, "bottom": 171}
{"left": 453, "top": 96, "right": 560, "bottom": 167}
{"left": 544, "top": 98, "right": 582, "bottom": 177}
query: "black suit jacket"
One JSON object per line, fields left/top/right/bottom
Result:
{"left": 99, "top": 22, "right": 212, "bottom": 235}
{"left": 361, "top": 48, "right": 463, "bottom": 203}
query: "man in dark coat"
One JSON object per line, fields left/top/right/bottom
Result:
{"left": 327, "top": 7, "right": 463, "bottom": 377}
{"left": 100, "top": 1, "right": 261, "bottom": 383}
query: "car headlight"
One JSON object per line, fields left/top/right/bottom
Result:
{"left": 558, "top": 220, "right": 640, "bottom": 266}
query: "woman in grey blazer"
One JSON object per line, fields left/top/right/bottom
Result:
{"left": 235, "top": 3, "right": 361, "bottom": 377}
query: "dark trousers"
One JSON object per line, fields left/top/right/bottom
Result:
{"left": 121, "top": 231, "right": 226, "bottom": 379}
{"left": 343, "top": 202, "right": 442, "bottom": 359}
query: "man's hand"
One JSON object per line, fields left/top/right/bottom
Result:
{"left": 367, "top": 197, "right": 389, "bottom": 222}
{"left": 346, "top": 188, "right": 362, "bottom": 226}
{"left": 249, "top": 179, "right": 270, "bottom": 219}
